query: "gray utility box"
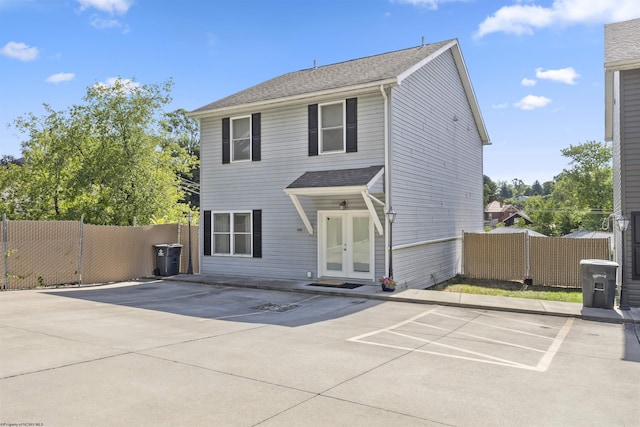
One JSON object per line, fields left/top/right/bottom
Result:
{"left": 579, "top": 259, "right": 618, "bottom": 309}
{"left": 154, "top": 244, "right": 183, "bottom": 276}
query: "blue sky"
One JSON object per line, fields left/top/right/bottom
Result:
{"left": 1, "top": 0, "right": 639, "bottom": 184}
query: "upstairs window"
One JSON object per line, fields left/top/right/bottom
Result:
{"left": 320, "top": 101, "right": 345, "bottom": 153}
{"left": 222, "top": 113, "right": 261, "bottom": 164}
{"left": 231, "top": 116, "right": 251, "bottom": 162}
{"left": 309, "top": 98, "right": 357, "bottom": 156}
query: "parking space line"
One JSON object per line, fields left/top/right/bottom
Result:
{"left": 423, "top": 312, "right": 556, "bottom": 340}
{"left": 347, "top": 306, "right": 442, "bottom": 342}
{"left": 470, "top": 309, "right": 562, "bottom": 330}
{"left": 535, "top": 317, "right": 574, "bottom": 372}
{"left": 348, "top": 307, "right": 574, "bottom": 372}
{"left": 411, "top": 321, "right": 547, "bottom": 353}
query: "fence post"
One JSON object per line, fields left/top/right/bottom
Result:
{"left": 524, "top": 232, "right": 531, "bottom": 284}
{"left": 2, "top": 213, "right": 7, "bottom": 290}
{"left": 461, "top": 231, "right": 465, "bottom": 276}
{"left": 78, "top": 215, "right": 84, "bottom": 286}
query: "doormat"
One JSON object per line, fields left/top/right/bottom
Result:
{"left": 307, "top": 282, "right": 363, "bottom": 289}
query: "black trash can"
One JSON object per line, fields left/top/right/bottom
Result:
{"left": 154, "top": 244, "right": 183, "bottom": 276}
{"left": 579, "top": 259, "right": 618, "bottom": 309}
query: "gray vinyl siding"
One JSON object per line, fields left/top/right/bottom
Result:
{"left": 621, "top": 68, "right": 640, "bottom": 306}
{"left": 389, "top": 49, "right": 484, "bottom": 288}
{"left": 199, "top": 92, "right": 386, "bottom": 281}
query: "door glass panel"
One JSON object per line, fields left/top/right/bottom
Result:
{"left": 352, "top": 217, "right": 370, "bottom": 273}
{"left": 326, "top": 217, "right": 343, "bottom": 271}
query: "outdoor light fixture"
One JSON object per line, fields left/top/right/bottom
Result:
{"left": 386, "top": 208, "right": 397, "bottom": 224}
{"left": 616, "top": 214, "right": 630, "bottom": 310}
{"left": 186, "top": 212, "right": 194, "bottom": 275}
{"left": 616, "top": 215, "right": 630, "bottom": 233}
{"left": 339, "top": 200, "right": 347, "bottom": 210}
{"left": 386, "top": 208, "right": 397, "bottom": 279}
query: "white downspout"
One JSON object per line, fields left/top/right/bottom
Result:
{"left": 380, "top": 84, "right": 390, "bottom": 278}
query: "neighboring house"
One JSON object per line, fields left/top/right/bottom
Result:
{"left": 605, "top": 17, "right": 640, "bottom": 307}
{"left": 190, "top": 39, "right": 489, "bottom": 288}
{"left": 502, "top": 211, "right": 532, "bottom": 227}
{"left": 484, "top": 201, "right": 523, "bottom": 227}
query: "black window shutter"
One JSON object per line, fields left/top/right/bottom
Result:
{"left": 203, "top": 210, "right": 212, "bottom": 256}
{"left": 222, "top": 118, "right": 230, "bottom": 164}
{"left": 308, "top": 104, "right": 318, "bottom": 156}
{"left": 251, "top": 113, "right": 261, "bottom": 161}
{"left": 252, "top": 209, "right": 262, "bottom": 258}
{"left": 632, "top": 212, "right": 640, "bottom": 279}
{"left": 346, "top": 97, "right": 357, "bottom": 153}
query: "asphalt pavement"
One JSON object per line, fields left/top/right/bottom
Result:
{"left": 1, "top": 278, "right": 639, "bottom": 426}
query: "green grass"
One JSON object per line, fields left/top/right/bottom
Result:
{"left": 439, "top": 284, "right": 583, "bottom": 303}
{"left": 431, "top": 277, "right": 583, "bottom": 303}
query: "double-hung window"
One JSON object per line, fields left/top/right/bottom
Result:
{"left": 231, "top": 116, "right": 251, "bottom": 162}
{"left": 308, "top": 98, "right": 357, "bottom": 156}
{"left": 320, "top": 101, "right": 345, "bottom": 153}
{"left": 222, "top": 113, "right": 261, "bottom": 164}
{"left": 213, "top": 212, "right": 252, "bottom": 255}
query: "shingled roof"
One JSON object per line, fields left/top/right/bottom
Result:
{"left": 191, "top": 39, "right": 454, "bottom": 115}
{"left": 286, "top": 165, "right": 385, "bottom": 190}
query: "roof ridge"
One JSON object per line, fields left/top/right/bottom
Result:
{"left": 297, "top": 39, "right": 456, "bottom": 72}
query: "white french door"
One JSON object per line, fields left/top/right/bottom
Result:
{"left": 319, "top": 210, "right": 374, "bottom": 280}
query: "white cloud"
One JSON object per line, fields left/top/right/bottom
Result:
{"left": 521, "top": 78, "right": 537, "bottom": 86}
{"left": 475, "top": 0, "right": 640, "bottom": 38}
{"left": 535, "top": 67, "right": 580, "bottom": 84}
{"left": 0, "top": 41, "right": 38, "bottom": 61}
{"left": 514, "top": 95, "right": 552, "bottom": 110}
{"left": 90, "top": 16, "right": 122, "bottom": 29}
{"left": 94, "top": 77, "right": 141, "bottom": 93}
{"left": 492, "top": 102, "right": 509, "bottom": 109}
{"left": 77, "top": 0, "right": 132, "bottom": 15}
{"left": 46, "top": 72, "right": 76, "bottom": 84}
{"left": 393, "top": 0, "right": 469, "bottom": 10}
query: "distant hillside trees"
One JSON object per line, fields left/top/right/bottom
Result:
{"left": 0, "top": 79, "right": 199, "bottom": 225}
{"left": 485, "top": 140, "right": 612, "bottom": 236}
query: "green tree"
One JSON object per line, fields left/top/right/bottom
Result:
{"left": 483, "top": 175, "right": 497, "bottom": 205}
{"left": 160, "top": 108, "right": 200, "bottom": 208}
{"left": 542, "top": 181, "right": 554, "bottom": 195}
{"left": 525, "top": 195, "right": 557, "bottom": 235}
{"left": 525, "top": 141, "right": 612, "bottom": 235}
{"left": 531, "top": 180, "right": 543, "bottom": 196}
{"left": 498, "top": 181, "right": 512, "bottom": 200}
{"left": 553, "top": 141, "right": 612, "bottom": 232}
{"left": 6, "top": 78, "right": 198, "bottom": 225}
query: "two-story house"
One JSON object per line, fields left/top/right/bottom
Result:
{"left": 190, "top": 39, "right": 489, "bottom": 288}
{"left": 484, "top": 201, "right": 520, "bottom": 227}
{"left": 605, "top": 18, "right": 640, "bottom": 307}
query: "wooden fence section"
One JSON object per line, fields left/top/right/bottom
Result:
{"left": 1, "top": 219, "right": 199, "bottom": 290}
{"left": 463, "top": 232, "right": 611, "bottom": 288}
{"left": 463, "top": 233, "right": 527, "bottom": 282}
{"left": 529, "top": 237, "right": 611, "bottom": 288}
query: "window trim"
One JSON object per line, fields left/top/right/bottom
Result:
{"left": 230, "top": 115, "right": 252, "bottom": 163}
{"left": 319, "top": 100, "right": 346, "bottom": 155}
{"left": 212, "top": 210, "right": 253, "bottom": 256}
